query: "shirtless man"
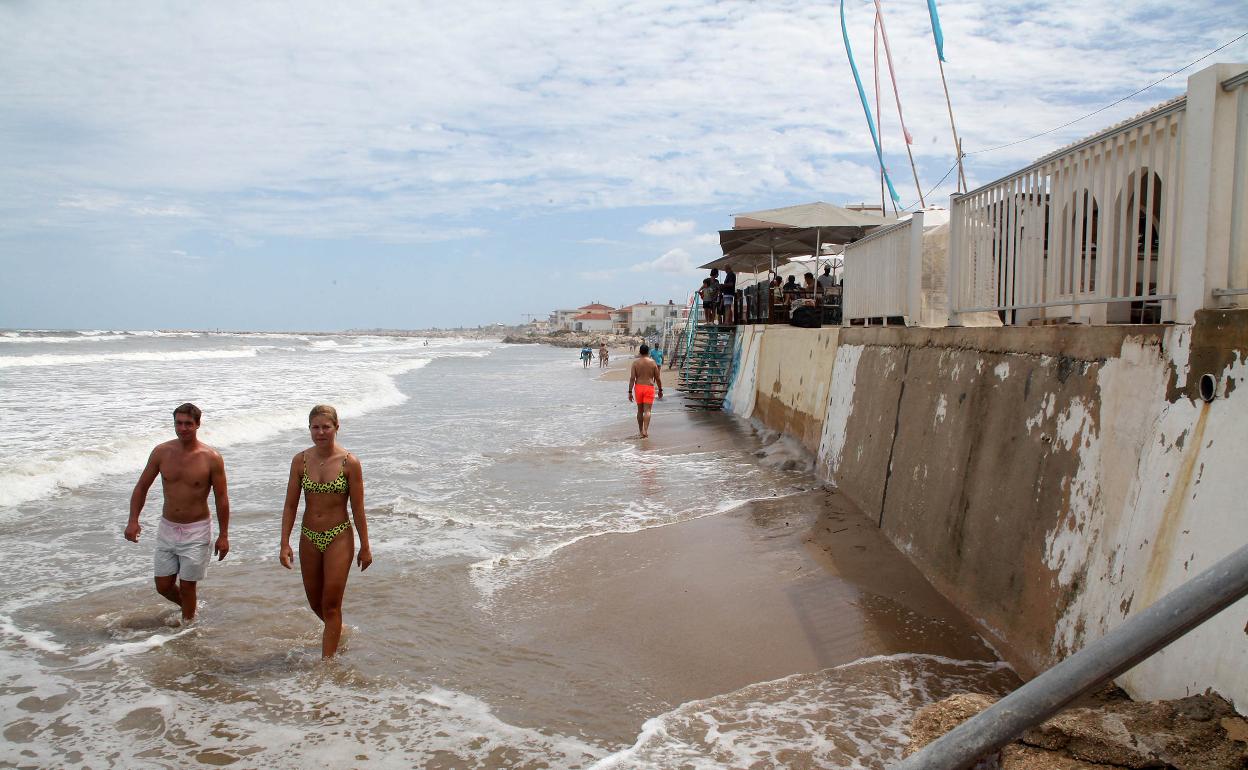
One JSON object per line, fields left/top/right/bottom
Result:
{"left": 598, "top": 343, "right": 609, "bottom": 368}
{"left": 125, "top": 403, "right": 230, "bottom": 622}
{"left": 628, "top": 344, "right": 664, "bottom": 438}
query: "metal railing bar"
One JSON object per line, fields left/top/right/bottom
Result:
{"left": 894, "top": 541, "right": 1248, "bottom": 770}
{"left": 1212, "top": 287, "right": 1248, "bottom": 297}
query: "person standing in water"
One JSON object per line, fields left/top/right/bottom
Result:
{"left": 279, "top": 405, "right": 372, "bottom": 658}
{"left": 125, "top": 403, "right": 230, "bottom": 623}
{"left": 628, "top": 344, "right": 664, "bottom": 438}
{"left": 598, "top": 343, "right": 609, "bottom": 368}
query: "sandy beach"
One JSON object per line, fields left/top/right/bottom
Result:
{"left": 479, "top": 409, "right": 1002, "bottom": 744}
{"left": 1, "top": 338, "right": 1014, "bottom": 767}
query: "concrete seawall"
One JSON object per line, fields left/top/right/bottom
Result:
{"left": 724, "top": 311, "right": 1248, "bottom": 709}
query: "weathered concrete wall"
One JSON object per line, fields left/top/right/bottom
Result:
{"left": 734, "top": 312, "right": 1248, "bottom": 709}
{"left": 723, "top": 324, "right": 764, "bottom": 419}
{"left": 750, "top": 326, "right": 840, "bottom": 453}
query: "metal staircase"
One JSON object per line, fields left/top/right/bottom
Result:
{"left": 677, "top": 323, "right": 736, "bottom": 410}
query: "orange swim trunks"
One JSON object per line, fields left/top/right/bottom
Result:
{"left": 634, "top": 384, "right": 656, "bottom": 404}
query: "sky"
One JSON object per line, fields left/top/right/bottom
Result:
{"left": 2, "top": 0, "right": 1245, "bottom": 331}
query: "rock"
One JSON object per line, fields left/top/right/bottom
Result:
{"left": 906, "top": 692, "right": 1248, "bottom": 769}
{"left": 503, "top": 332, "right": 646, "bottom": 349}
{"left": 905, "top": 693, "right": 997, "bottom": 756}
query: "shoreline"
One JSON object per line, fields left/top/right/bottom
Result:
{"left": 485, "top": 405, "right": 1003, "bottom": 747}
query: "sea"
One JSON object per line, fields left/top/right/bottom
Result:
{"left": 0, "top": 330, "right": 1014, "bottom": 768}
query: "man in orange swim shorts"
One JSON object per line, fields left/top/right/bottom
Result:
{"left": 628, "top": 344, "right": 664, "bottom": 438}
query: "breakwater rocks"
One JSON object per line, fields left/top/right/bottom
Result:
{"left": 905, "top": 691, "right": 1248, "bottom": 768}
{"left": 502, "top": 332, "right": 645, "bottom": 349}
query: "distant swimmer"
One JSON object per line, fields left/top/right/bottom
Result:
{"left": 125, "top": 403, "right": 230, "bottom": 623}
{"left": 279, "top": 405, "right": 372, "bottom": 659}
{"left": 599, "top": 343, "right": 609, "bottom": 368}
{"left": 628, "top": 343, "right": 664, "bottom": 438}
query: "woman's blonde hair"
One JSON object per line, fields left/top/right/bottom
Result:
{"left": 308, "top": 404, "right": 340, "bottom": 428}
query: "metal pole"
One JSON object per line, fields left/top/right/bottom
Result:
{"left": 895, "top": 541, "right": 1248, "bottom": 770}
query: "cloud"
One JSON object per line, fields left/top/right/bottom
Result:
{"left": 578, "top": 268, "right": 620, "bottom": 281}
{"left": 630, "top": 247, "right": 698, "bottom": 274}
{"left": 3, "top": 0, "right": 1244, "bottom": 247}
{"left": 690, "top": 232, "right": 720, "bottom": 246}
{"left": 639, "top": 218, "right": 696, "bottom": 236}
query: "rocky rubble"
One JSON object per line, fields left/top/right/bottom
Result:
{"left": 502, "top": 331, "right": 645, "bottom": 349}
{"left": 906, "top": 691, "right": 1248, "bottom": 769}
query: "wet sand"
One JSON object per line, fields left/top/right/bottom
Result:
{"left": 485, "top": 410, "right": 1000, "bottom": 744}
{"left": 2, "top": 374, "right": 1011, "bottom": 767}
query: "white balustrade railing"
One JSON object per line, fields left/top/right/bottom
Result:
{"left": 950, "top": 99, "right": 1187, "bottom": 324}
{"left": 843, "top": 211, "right": 924, "bottom": 324}
{"left": 1214, "top": 70, "right": 1248, "bottom": 303}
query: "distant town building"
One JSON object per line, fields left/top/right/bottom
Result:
{"left": 547, "top": 301, "right": 685, "bottom": 334}
{"left": 571, "top": 311, "right": 613, "bottom": 332}
{"left": 550, "top": 308, "right": 581, "bottom": 329}
{"left": 623, "top": 300, "right": 682, "bottom": 334}
{"left": 551, "top": 303, "right": 615, "bottom": 331}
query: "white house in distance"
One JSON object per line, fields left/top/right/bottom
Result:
{"left": 552, "top": 303, "right": 615, "bottom": 331}
{"left": 610, "top": 300, "right": 683, "bottom": 334}
{"left": 550, "top": 308, "right": 581, "bottom": 329}
{"left": 571, "top": 311, "right": 614, "bottom": 332}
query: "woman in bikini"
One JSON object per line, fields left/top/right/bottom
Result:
{"left": 279, "top": 404, "right": 372, "bottom": 658}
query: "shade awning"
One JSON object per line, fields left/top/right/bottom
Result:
{"left": 700, "top": 225, "right": 869, "bottom": 272}
{"left": 734, "top": 201, "right": 892, "bottom": 229}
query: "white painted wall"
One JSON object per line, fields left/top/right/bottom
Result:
{"left": 573, "top": 317, "right": 614, "bottom": 332}
{"left": 723, "top": 325, "right": 763, "bottom": 419}
{"left": 1043, "top": 327, "right": 1248, "bottom": 706}
{"left": 730, "top": 320, "right": 1248, "bottom": 710}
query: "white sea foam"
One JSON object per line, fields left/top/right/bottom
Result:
{"left": 0, "top": 659, "right": 609, "bottom": 769}
{"left": 0, "top": 333, "right": 129, "bottom": 344}
{"left": 591, "top": 654, "right": 1017, "bottom": 770}
{"left": 73, "top": 627, "right": 196, "bottom": 667}
{"left": 466, "top": 492, "right": 804, "bottom": 598}
{"left": 0, "top": 615, "right": 65, "bottom": 653}
{"left": 0, "top": 343, "right": 450, "bottom": 508}
{"left": 0, "top": 348, "right": 259, "bottom": 369}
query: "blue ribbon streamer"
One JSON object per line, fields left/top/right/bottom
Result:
{"left": 839, "top": 0, "right": 900, "bottom": 204}
{"left": 927, "top": 0, "right": 947, "bottom": 62}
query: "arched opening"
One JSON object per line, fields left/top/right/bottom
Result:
{"left": 1057, "top": 189, "right": 1100, "bottom": 296}
{"left": 1107, "top": 168, "right": 1164, "bottom": 323}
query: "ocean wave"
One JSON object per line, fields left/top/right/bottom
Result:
{"left": 590, "top": 654, "right": 1017, "bottom": 770}
{"left": 0, "top": 348, "right": 259, "bottom": 369}
{"left": 465, "top": 493, "right": 804, "bottom": 598}
{"left": 0, "top": 658, "right": 608, "bottom": 768}
{"left": 0, "top": 333, "right": 129, "bottom": 344}
{"left": 73, "top": 627, "right": 196, "bottom": 667}
{"left": 0, "top": 359, "right": 434, "bottom": 509}
{"left": 0, "top": 615, "right": 65, "bottom": 653}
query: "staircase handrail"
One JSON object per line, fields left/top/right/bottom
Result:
{"left": 679, "top": 291, "right": 701, "bottom": 375}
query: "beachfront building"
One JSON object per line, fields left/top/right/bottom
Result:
{"left": 550, "top": 309, "right": 581, "bottom": 330}
{"left": 610, "top": 304, "right": 637, "bottom": 335}
{"left": 552, "top": 303, "right": 616, "bottom": 331}
{"left": 933, "top": 63, "right": 1247, "bottom": 328}
{"left": 570, "top": 311, "right": 613, "bottom": 333}
{"left": 712, "top": 64, "right": 1247, "bottom": 332}
{"left": 625, "top": 301, "right": 682, "bottom": 334}
{"left": 701, "top": 62, "right": 1248, "bottom": 722}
